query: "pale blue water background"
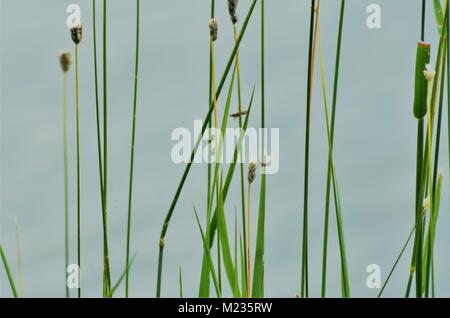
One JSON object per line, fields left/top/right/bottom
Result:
{"left": 1, "top": 0, "right": 449, "bottom": 297}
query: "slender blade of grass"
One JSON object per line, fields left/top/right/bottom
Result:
{"left": 301, "top": 0, "right": 316, "bottom": 298}
{"left": 378, "top": 225, "right": 415, "bottom": 297}
{"left": 199, "top": 0, "right": 215, "bottom": 298}
{"left": 107, "top": 255, "right": 136, "bottom": 298}
{"left": 62, "top": 70, "right": 70, "bottom": 298}
{"left": 125, "top": 0, "right": 140, "bottom": 298}
{"left": 75, "top": 43, "right": 81, "bottom": 299}
{"left": 321, "top": 0, "right": 345, "bottom": 298}
{"left": 317, "top": 19, "right": 350, "bottom": 298}
{"left": 194, "top": 207, "right": 221, "bottom": 298}
{"left": 252, "top": 0, "right": 266, "bottom": 298}
{"left": 217, "top": 173, "right": 240, "bottom": 297}
{"left": 232, "top": 20, "right": 248, "bottom": 297}
{"left": 102, "top": 0, "right": 112, "bottom": 296}
{"left": 0, "top": 245, "right": 18, "bottom": 298}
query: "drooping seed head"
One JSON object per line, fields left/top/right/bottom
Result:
{"left": 248, "top": 162, "right": 257, "bottom": 184}
{"left": 70, "top": 23, "right": 83, "bottom": 45}
{"left": 209, "top": 18, "right": 218, "bottom": 42}
{"left": 228, "top": 0, "right": 238, "bottom": 24}
{"left": 59, "top": 51, "right": 72, "bottom": 73}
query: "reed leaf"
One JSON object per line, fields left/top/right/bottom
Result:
{"left": 194, "top": 207, "right": 221, "bottom": 298}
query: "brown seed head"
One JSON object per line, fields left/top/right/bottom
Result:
{"left": 70, "top": 23, "right": 83, "bottom": 45}
{"left": 228, "top": 0, "right": 238, "bottom": 24}
{"left": 59, "top": 51, "right": 72, "bottom": 73}
{"left": 248, "top": 162, "right": 257, "bottom": 184}
{"left": 209, "top": 18, "right": 218, "bottom": 42}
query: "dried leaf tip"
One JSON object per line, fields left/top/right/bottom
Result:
{"left": 59, "top": 51, "right": 72, "bottom": 73}
{"left": 228, "top": 0, "right": 238, "bottom": 24}
{"left": 209, "top": 18, "right": 218, "bottom": 42}
{"left": 248, "top": 162, "right": 257, "bottom": 184}
{"left": 70, "top": 23, "right": 83, "bottom": 45}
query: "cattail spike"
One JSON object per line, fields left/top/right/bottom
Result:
{"left": 209, "top": 18, "right": 218, "bottom": 42}
{"left": 71, "top": 23, "right": 83, "bottom": 45}
{"left": 59, "top": 51, "right": 72, "bottom": 73}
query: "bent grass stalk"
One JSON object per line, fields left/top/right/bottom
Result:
{"left": 125, "top": 0, "right": 140, "bottom": 298}
{"left": 156, "top": 0, "right": 259, "bottom": 297}
{"left": 321, "top": 0, "right": 345, "bottom": 298}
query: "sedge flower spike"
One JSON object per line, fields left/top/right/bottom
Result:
{"left": 209, "top": 18, "right": 218, "bottom": 42}
{"left": 71, "top": 23, "right": 83, "bottom": 45}
{"left": 248, "top": 162, "right": 257, "bottom": 184}
{"left": 228, "top": 0, "right": 238, "bottom": 24}
{"left": 59, "top": 51, "right": 72, "bottom": 73}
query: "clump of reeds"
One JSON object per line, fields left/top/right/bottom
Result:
{"left": 156, "top": 0, "right": 259, "bottom": 297}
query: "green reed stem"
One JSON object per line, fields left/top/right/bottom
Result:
{"left": 93, "top": 0, "right": 111, "bottom": 297}
{"left": 251, "top": 0, "right": 266, "bottom": 298}
{"left": 156, "top": 0, "right": 259, "bottom": 297}
{"left": 321, "top": 0, "right": 345, "bottom": 298}
{"left": 232, "top": 22, "right": 248, "bottom": 298}
{"left": 301, "top": 0, "right": 315, "bottom": 298}
{"left": 75, "top": 44, "right": 81, "bottom": 299}
{"left": 102, "top": 0, "right": 111, "bottom": 295}
{"left": 125, "top": 0, "right": 140, "bottom": 298}
{"left": 408, "top": 0, "right": 427, "bottom": 298}
{"left": 0, "top": 245, "right": 18, "bottom": 298}
{"left": 63, "top": 71, "right": 69, "bottom": 298}
{"left": 317, "top": 18, "right": 350, "bottom": 298}
{"left": 199, "top": 0, "right": 215, "bottom": 298}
